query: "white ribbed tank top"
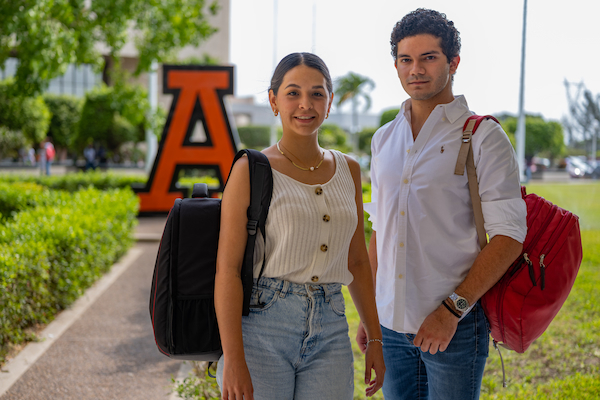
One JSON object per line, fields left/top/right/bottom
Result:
{"left": 253, "top": 150, "right": 357, "bottom": 285}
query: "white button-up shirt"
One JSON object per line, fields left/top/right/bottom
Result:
{"left": 364, "top": 96, "right": 527, "bottom": 334}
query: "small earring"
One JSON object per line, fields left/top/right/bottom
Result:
{"left": 326, "top": 111, "right": 329, "bottom": 119}
{"left": 274, "top": 110, "right": 278, "bottom": 117}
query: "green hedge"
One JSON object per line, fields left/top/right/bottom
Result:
{"left": 0, "top": 172, "right": 221, "bottom": 199}
{"left": 0, "top": 185, "right": 138, "bottom": 363}
{"left": 379, "top": 108, "right": 399, "bottom": 127}
{"left": 0, "top": 182, "right": 47, "bottom": 220}
{"left": 318, "top": 123, "right": 352, "bottom": 153}
{"left": 0, "top": 171, "right": 145, "bottom": 192}
{"left": 237, "top": 125, "right": 271, "bottom": 150}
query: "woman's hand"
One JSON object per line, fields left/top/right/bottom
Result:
{"left": 356, "top": 320, "right": 368, "bottom": 354}
{"left": 364, "top": 339, "right": 385, "bottom": 397}
{"left": 221, "top": 358, "right": 254, "bottom": 400}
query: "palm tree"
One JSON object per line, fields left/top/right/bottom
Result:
{"left": 335, "top": 72, "right": 375, "bottom": 153}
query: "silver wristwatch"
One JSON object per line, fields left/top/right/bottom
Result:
{"left": 449, "top": 292, "right": 470, "bottom": 313}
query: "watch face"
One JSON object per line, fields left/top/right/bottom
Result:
{"left": 456, "top": 298, "right": 469, "bottom": 311}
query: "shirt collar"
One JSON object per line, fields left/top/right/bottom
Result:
{"left": 399, "top": 95, "right": 470, "bottom": 124}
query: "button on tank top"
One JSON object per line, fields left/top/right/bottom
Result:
{"left": 253, "top": 150, "right": 358, "bottom": 285}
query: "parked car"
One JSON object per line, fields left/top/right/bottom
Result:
{"left": 565, "top": 156, "right": 595, "bottom": 178}
{"left": 591, "top": 163, "right": 600, "bottom": 179}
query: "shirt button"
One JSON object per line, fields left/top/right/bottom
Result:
{"left": 403, "top": 179, "right": 408, "bottom": 184}
{"left": 400, "top": 211, "right": 405, "bottom": 216}
{"left": 320, "top": 244, "right": 328, "bottom": 252}
{"left": 311, "top": 276, "right": 319, "bottom": 282}
{"left": 398, "top": 274, "right": 404, "bottom": 279}
{"left": 406, "top": 149, "right": 410, "bottom": 153}
{"left": 399, "top": 242, "right": 404, "bottom": 248}
{"left": 323, "top": 214, "right": 331, "bottom": 222}
{"left": 315, "top": 187, "right": 323, "bottom": 195}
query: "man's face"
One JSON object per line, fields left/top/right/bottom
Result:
{"left": 394, "top": 34, "right": 459, "bottom": 103}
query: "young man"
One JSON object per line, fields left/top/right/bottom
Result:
{"left": 359, "top": 9, "right": 527, "bottom": 400}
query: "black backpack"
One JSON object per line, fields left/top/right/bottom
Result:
{"left": 149, "top": 149, "right": 273, "bottom": 361}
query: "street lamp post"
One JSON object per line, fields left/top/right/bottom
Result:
{"left": 270, "top": 0, "right": 279, "bottom": 146}
{"left": 516, "top": 0, "right": 528, "bottom": 182}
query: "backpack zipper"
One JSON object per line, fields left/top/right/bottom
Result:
{"left": 497, "top": 200, "right": 557, "bottom": 344}
{"left": 536, "top": 210, "right": 574, "bottom": 290}
{"left": 507, "top": 196, "right": 545, "bottom": 277}
{"left": 515, "top": 203, "right": 559, "bottom": 285}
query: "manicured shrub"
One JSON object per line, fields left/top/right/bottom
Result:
{"left": 76, "top": 86, "right": 115, "bottom": 151}
{"left": 0, "top": 171, "right": 145, "bottom": 192}
{"left": 237, "top": 125, "right": 271, "bottom": 150}
{"left": 358, "top": 127, "right": 377, "bottom": 155}
{"left": 110, "top": 114, "right": 138, "bottom": 150}
{"left": 0, "top": 185, "right": 138, "bottom": 363}
{"left": 318, "top": 123, "right": 352, "bottom": 153}
{"left": 43, "top": 94, "right": 84, "bottom": 153}
{"left": 0, "top": 182, "right": 46, "bottom": 220}
{"left": 77, "top": 84, "right": 148, "bottom": 155}
{"left": 379, "top": 108, "right": 399, "bottom": 127}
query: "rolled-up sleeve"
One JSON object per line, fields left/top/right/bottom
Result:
{"left": 365, "top": 139, "right": 379, "bottom": 232}
{"left": 482, "top": 198, "right": 527, "bottom": 242}
{"left": 475, "top": 121, "right": 527, "bottom": 243}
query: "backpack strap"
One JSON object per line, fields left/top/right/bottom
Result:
{"left": 454, "top": 115, "right": 499, "bottom": 250}
{"left": 228, "top": 149, "right": 273, "bottom": 316}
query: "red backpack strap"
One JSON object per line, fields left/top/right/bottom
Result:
{"left": 454, "top": 114, "right": 499, "bottom": 250}
{"left": 455, "top": 115, "right": 499, "bottom": 176}
{"left": 462, "top": 115, "right": 499, "bottom": 135}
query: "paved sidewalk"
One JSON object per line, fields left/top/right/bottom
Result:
{"left": 0, "top": 216, "right": 184, "bottom": 400}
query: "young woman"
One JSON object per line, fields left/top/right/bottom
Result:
{"left": 214, "top": 52, "right": 385, "bottom": 400}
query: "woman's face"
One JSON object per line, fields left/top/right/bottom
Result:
{"left": 269, "top": 64, "right": 333, "bottom": 138}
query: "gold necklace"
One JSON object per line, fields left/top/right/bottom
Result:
{"left": 276, "top": 141, "right": 324, "bottom": 172}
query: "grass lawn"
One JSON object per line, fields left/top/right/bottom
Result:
{"left": 347, "top": 181, "right": 600, "bottom": 399}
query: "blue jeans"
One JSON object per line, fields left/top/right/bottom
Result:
{"left": 381, "top": 303, "right": 489, "bottom": 400}
{"left": 217, "top": 277, "right": 354, "bottom": 400}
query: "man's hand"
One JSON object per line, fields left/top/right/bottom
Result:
{"left": 413, "top": 304, "right": 459, "bottom": 354}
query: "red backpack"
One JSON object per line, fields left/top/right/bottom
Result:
{"left": 456, "top": 115, "right": 583, "bottom": 354}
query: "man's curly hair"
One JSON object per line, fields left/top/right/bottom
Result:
{"left": 390, "top": 9, "right": 461, "bottom": 63}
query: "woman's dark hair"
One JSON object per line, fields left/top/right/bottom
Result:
{"left": 390, "top": 9, "right": 461, "bottom": 63}
{"left": 269, "top": 52, "right": 333, "bottom": 95}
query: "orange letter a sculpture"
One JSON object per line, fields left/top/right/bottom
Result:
{"left": 137, "top": 65, "right": 238, "bottom": 213}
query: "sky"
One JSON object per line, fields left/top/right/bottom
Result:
{"left": 229, "top": 0, "right": 600, "bottom": 123}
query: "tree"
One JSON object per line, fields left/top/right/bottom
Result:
{"left": 564, "top": 81, "right": 599, "bottom": 159}
{"left": 334, "top": 72, "right": 375, "bottom": 153}
{"left": 0, "top": 0, "right": 220, "bottom": 96}
{"left": 0, "top": 79, "right": 50, "bottom": 145}
{"left": 500, "top": 115, "right": 565, "bottom": 162}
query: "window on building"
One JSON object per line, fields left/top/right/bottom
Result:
{"left": 1, "top": 58, "right": 101, "bottom": 96}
